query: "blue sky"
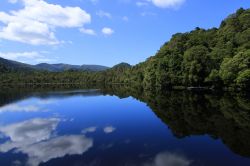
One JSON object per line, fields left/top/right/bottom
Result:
{"left": 0, "top": 0, "right": 249, "bottom": 67}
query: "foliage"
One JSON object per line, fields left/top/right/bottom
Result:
{"left": 236, "top": 69, "right": 250, "bottom": 90}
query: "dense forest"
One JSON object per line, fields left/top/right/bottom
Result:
{"left": 0, "top": 8, "right": 249, "bottom": 90}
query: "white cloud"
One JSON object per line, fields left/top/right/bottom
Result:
{"left": 102, "top": 27, "right": 114, "bottom": 36}
{"left": 0, "top": 0, "right": 92, "bottom": 45}
{"left": 79, "top": 28, "right": 96, "bottom": 35}
{"left": 144, "top": 151, "right": 192, "bottom": 166}
{"left": 15, "top": 0, "right": 91, "bottom": 28}
{"left": 0, "top": 51, "right": 55, "bottom": 63}
{"left": 0, "top": 18, "right": 59, "bottom": 45}
{"left": 0, "top": 51, "right": 41, "bottom": 60}
{"left": 96, "top": 10, "right": 112, "bottom": 19}
{"left": 150, "top": 0, "right": 186, "bottom": 8}
{"left": 103, "top": 126, "right": 116, "bottom": 134}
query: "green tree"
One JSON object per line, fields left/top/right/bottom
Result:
{"left": 183, "top": 45, "right": 211, "bottom": 86}
{"left": 236, "top": 69, "right": 250, "bottom": 90}
{"left": 219, "top": 51, "right": 250, "bottom": 86}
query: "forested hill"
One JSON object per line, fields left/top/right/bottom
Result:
{"left": 0, "top": 57, "right": 109, "bottom": 72}
{"left": 132, "top": 7, "right": 250, "bottom": 90}
{"left": 0, "top": 8, "right": 249, "bottom": 90}
{"left": 0, "top": 57, "right": 35, "bottom": 72}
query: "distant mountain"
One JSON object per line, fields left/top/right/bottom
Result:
{"left": 0, "top": 57, "right": 109, "bottom": 72}
{"left": 0, "top": 57, "right": 35, "bottom": 72}
{"left": 34, "top": 63, "right": 109, "bottom": 72}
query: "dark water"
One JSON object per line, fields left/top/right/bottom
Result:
{"left": 0, "top": 86, "right": 250, "bottom": 166}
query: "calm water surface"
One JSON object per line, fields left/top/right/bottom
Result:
{"left": 0, "top": 87, "right": 249, "bottom": 166}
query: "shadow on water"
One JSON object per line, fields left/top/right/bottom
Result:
{"left": 0, "top": 84, "right": 250, "bottom": 158}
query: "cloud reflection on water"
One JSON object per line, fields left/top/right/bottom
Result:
{"left": 0, "top": 104, "right": 40, "bottom": 113}
{"left": 144, "top": 151, "right": 192, "bottom": 166}
{"left": 22, "top": 135, "right": 93, "bottom": 166}
{"left": 0, "top": 118, "right": 93, "bottom": 166}
{"left": 0, "top": 99, "right": 57, "bottom": 113}
{"left": 0, "top": 99, "right": 56, "bottom": 113}
{"left": 103, "top": 126, "right": 116, "bottom": 134}
{"left": 82, "top": 126, "right": 97, "bottom": 134}
{"left": 0, "top": 118, "right": 60, "bottom": 152}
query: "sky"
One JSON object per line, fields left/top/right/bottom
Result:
{"left": 0, "top": 0, "right": 249, "bottom": 67}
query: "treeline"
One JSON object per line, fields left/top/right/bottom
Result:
{"left": 0, "top": 8, "right": 249, "bottom": 90}
{"left": 0, "top": 63, "right": 133, "bottom": 85}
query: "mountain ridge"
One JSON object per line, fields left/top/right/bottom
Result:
{"left": 0, "top": 57, "right": 110, "bottom": 72}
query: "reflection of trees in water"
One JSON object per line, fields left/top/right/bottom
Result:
{"left": 156, "top": 92, "right": 250, "bottom": 157}
{"left": 0, "top": 85, "right": 250, "bottom": 157}
{"left": 103, "top": 85, "right": 250, "bottom": 157}
{"left": 0, "top": 84, "right": 102, "bottom": 107}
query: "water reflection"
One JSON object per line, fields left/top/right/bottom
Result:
{"left": 103, "top": 85, "right": 250, "bottom": 158}
{"left": 0, "top": 104, "right": 40, "bottom": 113}
{"left": 0, "top": 85, "right": 249, "bottom": 166}
{"left": 103, "top": 126, "right": 116, "bottom": 134}
{"left": 22, "top": 135, "right": 93, "bottom": 166}
{"left": 0, "top": 117, "right": 93, "bottom": 166}
{"left": 0, "top": 118, "right": 59, "bottom": 152}
{"left": 82, "top": 126, "right": 97, "bottom": 134}
{"left": 144, "top": 151, "right": 192, "bottom": 166}
{"left": 0, "top": 98, "right": 57, "bottom": 114}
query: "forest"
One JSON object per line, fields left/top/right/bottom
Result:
{"left": 0, "top": 8, "right": 249, "bottom": 91}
